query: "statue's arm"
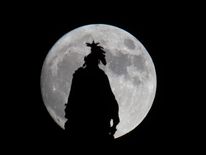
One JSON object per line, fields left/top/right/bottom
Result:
{"left": 104, "top": 74, "right": 120, "bottom": 127}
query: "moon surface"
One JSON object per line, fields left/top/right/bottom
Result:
{"left": 41, "top": 24, "right": 157, "bottom": 138}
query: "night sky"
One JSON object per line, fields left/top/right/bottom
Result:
{"left": 3, "top": 2, "right": 201, "bottom": 153}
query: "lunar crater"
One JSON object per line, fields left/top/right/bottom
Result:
{"left": 124, "top": 38, "right": 135, "bottom": 50}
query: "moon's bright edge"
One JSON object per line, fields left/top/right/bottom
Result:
{"left": 41, "top": 24, "right": 157, "bottom": 138}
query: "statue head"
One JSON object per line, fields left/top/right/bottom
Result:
{"left": 83, "top": 41, "right": 107, "bottom": 67}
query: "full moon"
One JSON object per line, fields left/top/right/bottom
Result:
{"left": 41, "top": 24, "right": 157, "bottom": 138}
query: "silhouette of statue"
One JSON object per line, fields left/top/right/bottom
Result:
{"left": 64, "top": 41, "right": 120, "bottom": 145}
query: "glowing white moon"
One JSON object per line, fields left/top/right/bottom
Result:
{"left": 41, "top": 24, "right": 157, "bottom": 138}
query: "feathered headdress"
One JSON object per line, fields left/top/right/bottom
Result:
{"left": 84, "top": 40, "right": 106, "bottom": 66}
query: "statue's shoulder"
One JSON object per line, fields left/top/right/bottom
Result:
{"left": 100, "top": 69, "right": 107, "bottom": 76}
{"left": 97, "top": 68, "right": 108, "bottom": 78}
{"left": 73, "top": 67, "right": 84, "bottom": 76}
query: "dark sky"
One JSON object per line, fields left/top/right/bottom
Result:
{"left": 3, "top": 2, "right": 201, "bottom": 153}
